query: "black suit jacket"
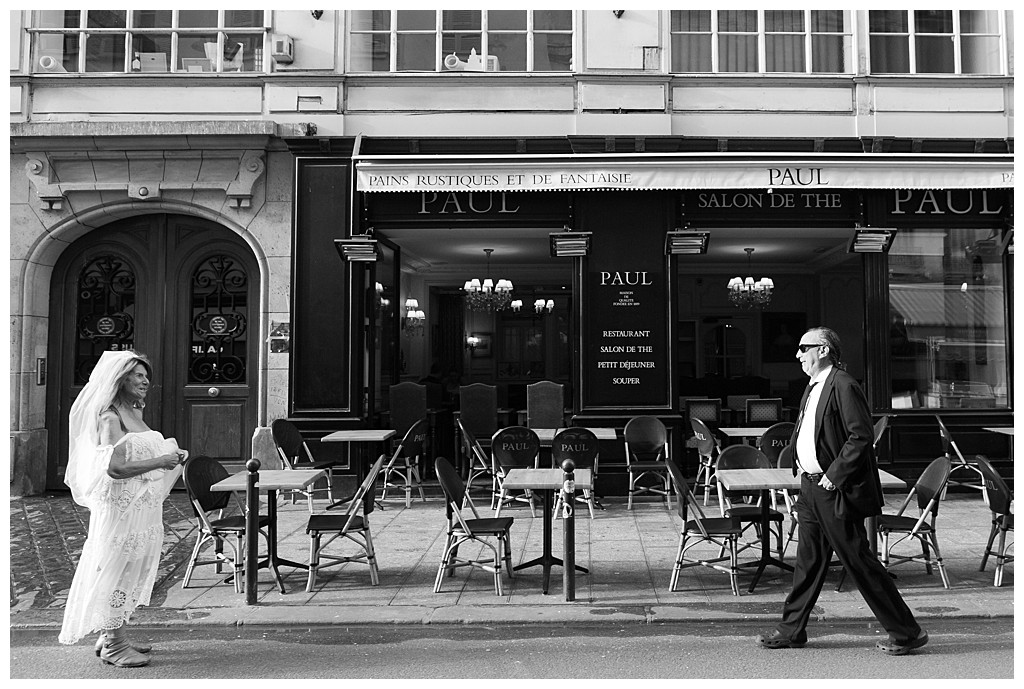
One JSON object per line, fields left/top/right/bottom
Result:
{"left": 789, "top": 367, "right": 884, "bottom": 518}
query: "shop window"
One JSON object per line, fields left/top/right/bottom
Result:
{"left": 888, "top": 228, "right": 1010, "bottom": 410}
{"left": 670, "top": 9, "right": 851, "bottom": 73}
{"left": 30, "top": 9, "right": 268, "bottom": 74}
{"left": 349, "top": 9, "right": 573, "bottom": 72}
{"left": 869, "top": 10, "right": 1003, "bottom": 75}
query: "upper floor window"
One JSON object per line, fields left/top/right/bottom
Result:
{"left": 869, "top": 10, "right": 1004, "bottom": 74}
{"left": 670, "top": 10, "right": 852, "bottom": 73}
{"left": 31, "top": 10, "right": 268, "bottom": 74}
{"left": 349, "top": 9, "right": 573, "bottom": 72}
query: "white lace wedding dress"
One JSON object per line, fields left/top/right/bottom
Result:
{"left": 58, "top": 431, "right": 183, "bottom": 645}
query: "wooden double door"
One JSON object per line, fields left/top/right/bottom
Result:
{"left": 46, "top": 214, "right": 259, "bottom": 488}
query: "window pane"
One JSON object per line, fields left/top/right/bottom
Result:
{"left": 442, "top": 10, "right": 480, "bottom": 31}
{"left": 916, "top": 36, "right": 954, "bottom": 73}
{"left": 960, "top": 10, "right": 999, "bottom": 34}
{"left": 811, "top": 35, "right": 847, "bottom": 72}
{"left": 442, "top": 33, "right": 482, "bottom": 60}
{"left": 225, "top": 10, "right": 263, "bottom": 28}
{"left": 36, "top": 10, "right": 81, "bottom": 29}
{"left": 351, "top": 10, "right": 390, "bottom": 32}
{"left": 489, "top": 32, "right": 525, "bottom": 71}
{"left": 718, "top": 10, "right": 757, "bottom": 32}
{"left": 534, "top": 10, "right": 571, "bottom": 31}
{"left": 812, "top": 10, "right": 846, "bottom": 33}
{"left": 914, "top": 10, "right": 952, "bottom": 34}
{"left": 179, "top": 33, "right": 219, "bottom": 69}
{"left": 87, "top": 10, "right": 126, "bottom": 29}
{"left": 131, "top": 34, "right": 171, "bottom": 72}
{"left": 672, "top": 10, "right": 710, "bottom": 32}
{"left": 131, "top": 10, "right": 171, "bottom": 29}
{"left": 397, "top": 10, "right": 435, "bottom": 31}
{"left": 179, "top": 10, "right": 218, "bottom": 29}
{"left": 671, "top": 34, "right": 711, "bottom": 72}
{"left": 961, "top": 36, "right": 1000, "bottom": 74}
{"left": 765, "top": 10, "right": 803, "bottom": 32}
{"left": 870, "top": 10, "right": 907, "bottom": 33}
{"left": 227, "top": 35, "right": 265, "bottom": 71}
{"left": 766, "top": 35, "right": 805, "bottom": 72}
{"left": 888, "top": 228, "right": 1009, "bottom": 410}
{"left": 35, "top": 32, "right": 80, "bottom": 73}
{"left": 350, "top": 33, "right": 391, "bottom": 71}
{"left": 534, "top": 32, "right": 571, "bottom": 71}
{"left": 85, "top": 32, "right": 125, "bottom": 72}
{"left": 489, "top": 10, "right": 525, "bottom": 31}
{"left": 719, "top": 35, "right": 757, "bottom": 72}
{"left": 870, "top": 36, "right": 909, "bottom": 72}
{"left": 397, "top": 33, "right": 436, "bottom": 70}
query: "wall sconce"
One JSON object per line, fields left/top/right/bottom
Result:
{"left": 465, "top": 335, "right": 480, "bottom": 351}
{"left": 510, "top": 299, "right": 523, "bottom": 312}
{"left": 534, "top": 298, "right": 555, "bottom": 314}
{"left": 848, "top": 228, "right": 897, "bottom": 253}
{"left": 310, "top": 10, "right": 324, "bottom": 20}
{"left": 665, "top": 229, "right": 709, "bottom": 255}
{"left": 613, "top": 10, "right": 625, "bottom": 18}
{"left": 335, "top": 235, "right": 378, "bottom": 262}
{"left": 550, "top": 228, "right": 592, "bottom": 257}
{"left": 402, "top": 297, "right": 425, "bottom": 336}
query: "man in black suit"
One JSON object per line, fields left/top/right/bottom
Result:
{"left": 757, "top": 326, "right": 928, "bottom": 655}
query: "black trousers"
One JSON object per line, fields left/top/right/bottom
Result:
{"left": 777, "top": 474, "right": 921, "bottom": 643}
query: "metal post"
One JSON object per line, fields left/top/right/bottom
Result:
{"left": 245, "top": 458, "right": 260, "bottom": 605}
{"left": 561, "top": 458, "right": 576, "bottom": 601}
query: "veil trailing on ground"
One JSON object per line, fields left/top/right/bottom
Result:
{"left": 64, "top": 350, "right": 150, "bottom": 506}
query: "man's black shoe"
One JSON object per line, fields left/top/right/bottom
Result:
{"left": 876, "top": 629, "right": 928, "bottom": 656}
{"left": 756, "top": 630, "right": 807, "bottom": 649}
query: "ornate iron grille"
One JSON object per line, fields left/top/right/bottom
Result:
{"left": 75, "top": 254, "right": 137, "bottom": 384}
{"left": 190, "top": 255, "right": 248, "bottom": 384}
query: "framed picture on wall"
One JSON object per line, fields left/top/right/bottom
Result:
{"left": 470, "top": 332, "right": 492, "bottom": 358}
{"left": 762, "top": 313, "right": 806, "bottom": 363}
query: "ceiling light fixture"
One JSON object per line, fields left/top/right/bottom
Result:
{"left": 727, "top": 248, "right": 773, "bottom": 309}
{"left": 463, "top": 248, "right": 514, "bottom": 311}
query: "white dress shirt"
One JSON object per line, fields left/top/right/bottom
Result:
{"left": 795, "top": 366, "right": 832, "bottom": 475}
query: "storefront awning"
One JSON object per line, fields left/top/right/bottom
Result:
{"left": 356, "top": 152, "right": 1013, "bottom": 193}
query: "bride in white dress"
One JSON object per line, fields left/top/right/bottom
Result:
{"left": 59, "top": 350, "right": 186, "bottom": 667}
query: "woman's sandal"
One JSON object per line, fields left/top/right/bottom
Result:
{"left": 98, "top": 636, "right": 151, "bottom": 668}
{"left": 94, "top": 633, "right": 152, "bottom": 657}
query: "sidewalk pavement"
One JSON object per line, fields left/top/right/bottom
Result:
{"left": 9, "top": 484, "right": 1013, "bottom": 638}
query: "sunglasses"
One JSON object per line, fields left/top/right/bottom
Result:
{"left": 797, "top": 343, "right": 825, "bottom": 353}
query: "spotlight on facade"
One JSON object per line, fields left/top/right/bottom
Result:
{"left": 665, "top": 229, "right": 710, "bottom": 255}
{"left": 550, "top": 230, "right": 592, "bottom": 257}
{"left": 848, "top": 228, "right": 897, "bottom": 253}
{"left": 335, "top": 235, "right": 379, "bottom": 262}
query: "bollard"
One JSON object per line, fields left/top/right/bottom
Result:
{"left": 245, "top": 458, "right": 261, "bottom": 605}
{"left": 561, "top": 458, "right": 576, "bottom": 601}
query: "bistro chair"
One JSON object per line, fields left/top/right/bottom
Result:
{"left": 459, "top": 384, "right": 499, "bottom": 450}
{"left": 304, "top": 452, "right": 387, "bottom": 591}
{"left": 872, "top": 415, "right": 890, "bottom": 453}
{"left": 379, "top": 418, "right": 430, "bottom": 508}
{"left": 726, "top": 394, "right": 760, "bottom": 426}
{"left": 935, "top": 415, "right": 985, "bottom": 494}
{"left": 271, "top": 418, "right": 344, "bottom": 509}
{"left": 757, "top": 421, "right": 796, "bottom": 511}
{"left": 456, "top": 416, "right": 497, "bottom": 509}
{"left": 526, "top": 380, "right": 565, "bottom": 429}
{"left": 715, "top": 444, "right": 785, "bottom": 559}
{"left": 388, "top": 382, "right": 427, "bottom": 436}
{"left": 876, "top": 455, "right": 952, "bottom": 588}
{"left": 974, "top": 455, "right": 1014, "bottom": 587}
{"left": 492, "top": 426, "right": 541, "bottom": 517}
{"left": 434, "top": 456, "right": 515, "bottom": 596}
{"left": 684, "top": 398, "right": 723, "bottom": 428}
{"left": 745, "top": 397, "right": 783, "bottom": 426}
{"left": 690, "top": 417, "right": 722, "bottom": 506}
{"left": 667, "top": 459, "right": 742, "bottom": 596}
{"left": 624, "top": 416, "right": 672, "bottom": 510}
{"left": 551, "top": 427, "right": 600, "bottom": 519}
{"left": 181, "top": 455, "right": 272, "bottom": 593}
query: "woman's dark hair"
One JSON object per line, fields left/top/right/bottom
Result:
{"left": 807, "top": 327, "right": 845, "bottom": 370}
{"left": 114, "top": 352, "right": 153, "bottom": 406}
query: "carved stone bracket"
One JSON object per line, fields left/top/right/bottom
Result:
{"left": 24, "top": 150, "right": 266, "bottom": 211}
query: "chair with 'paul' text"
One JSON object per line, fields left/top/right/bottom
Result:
{"left": 551, "top": 427, "right": 600, "bottom": 519}
{"left": 974, "top": 455, "right": 1014, "bottom": 587}
{"left": 492, "top": 426, "right": 541, "bottom": 517}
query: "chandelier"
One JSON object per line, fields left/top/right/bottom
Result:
{"left": 727, "top": 248, "right": 774, "bottom": 309}
{"left": 511, "top": 297, "right": 554, "bottom": 314}
{"left": 463, "top": 248, "right": 514, "bottom": 311}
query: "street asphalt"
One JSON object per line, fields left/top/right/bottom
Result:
{"left": 9, "top": 481, "right": 1013, "bottom": 640}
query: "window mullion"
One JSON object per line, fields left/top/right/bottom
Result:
{"left": 390, "top": 10, "right": 398, "bottom": 72}
{"left": 527, "top": 11, "right": 534, "bottom": 72}
{"left": 481, "top": 10, "right": 488, "bottom": 61}
{"left": 435, "top": 9, "right": 442, "bottom": 72}
{"left": 711, "top": 10, "right": 719, "bottom": 72}
{"left": 757, "top": 9, "right": 765, "bottom": 74}
{"left": 952, "top": 9, "right": 962, "bottom": 75}
{"left": 907, "top": 10, "right": 917, "bottom": 74}
{"left": 805, "top": 10, "right": 813, "bottom": 74}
